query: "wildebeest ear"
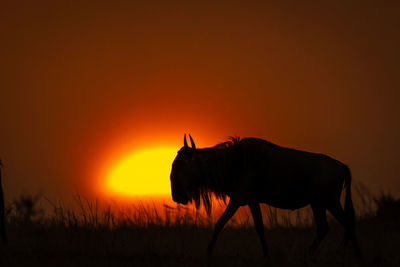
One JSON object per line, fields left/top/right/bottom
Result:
{"left": 184, "top": 134, "right": 188, "bottom": 148}
{"left": 189, "top": 134, "right": 196, "bottom": 149}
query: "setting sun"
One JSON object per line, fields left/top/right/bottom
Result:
{"left": 107, "top": 147, "right": 177, "bottom": 196}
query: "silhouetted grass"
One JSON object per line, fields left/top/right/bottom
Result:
{"left": 0, "top": 186, "right": 399, "bottom": 266}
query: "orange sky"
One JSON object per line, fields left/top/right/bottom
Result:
{"left": 0, "top": 0, "right": 400, "bottom": 203}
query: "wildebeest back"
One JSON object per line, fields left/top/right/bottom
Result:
{"left": 233, "top": 138, "right": 346, "bottom": 209}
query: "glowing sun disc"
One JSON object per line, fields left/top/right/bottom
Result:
{"left": 107, "top": 147, "right": 177, "bottom": 196}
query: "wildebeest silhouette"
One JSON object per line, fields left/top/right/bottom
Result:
{"left": 0, "top": 160, "right": 7, "bottom": 243}
{"left": 170, "top": 135, "right": 361, "bottom": 258}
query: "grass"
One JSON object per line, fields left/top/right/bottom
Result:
{"left": 0, "top": 186, "right": 399, "bottom": 266}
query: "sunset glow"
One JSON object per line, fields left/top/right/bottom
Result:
{"left": 107, "top": 147, "right": 177, "bottom": 196}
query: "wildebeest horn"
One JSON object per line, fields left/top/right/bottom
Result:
{"left": 184, "top": 134, "right": 188, "bottom": 148}
{"left": 189, "top": 134, "right": 196, "bottom": 149}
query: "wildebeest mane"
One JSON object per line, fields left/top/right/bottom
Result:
{"left": 187, "top": 136, "right": 242, "bottom": 214}
{"left": 186, "top": 136, "right": 294, "bottom": 214}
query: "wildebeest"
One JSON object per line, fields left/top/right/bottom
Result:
{"left": 170, "top": 135, "right": 361, "bottom": 258}
{"left": 0, "top": 160, "right": 7, "bottom": 243}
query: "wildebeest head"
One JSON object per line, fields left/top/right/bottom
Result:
{"left": 170, "top": 134, "right": 200, "bottom": 205}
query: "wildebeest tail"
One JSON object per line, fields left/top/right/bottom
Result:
{"left": 0, "top": 161, "right": 7, "bottom": 243}
{"left": 343, "top": 164, "right": 355, "bottom": 229}
{"left": 343, "top": 164, "right": 363, "bottom": 257}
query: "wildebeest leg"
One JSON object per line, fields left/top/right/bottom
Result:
{"left": 249, "top": 203, "right": 269, "bottom": 258}
{"left": 207, "top": 200, "right": 239, "bottom": 256}
{"left": 327, "top": 201, "right": 362, "bottom": 257}
{"left": 309, "top": 205, "right": 328, "bottom": 256}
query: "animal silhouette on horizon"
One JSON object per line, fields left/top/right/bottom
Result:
{"left": 170, "top": 134, "right": 362, "bottom": 259}
{"left": 0, "top": 160, "right": 7, "bottom": 243}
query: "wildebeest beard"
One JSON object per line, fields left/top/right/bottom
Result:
{"left": 185, "top": 137, "right": 241, "bottom": 215}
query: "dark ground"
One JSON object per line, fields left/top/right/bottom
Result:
{"left": 0, "top": 192, "right": 399, "bottom": 266}
{"left": 0, "top": 216, "right": 399, "bottom": 266}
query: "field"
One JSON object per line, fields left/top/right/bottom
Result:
{"left": 0, "top": 187, "right": 399, "bottom": 267}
